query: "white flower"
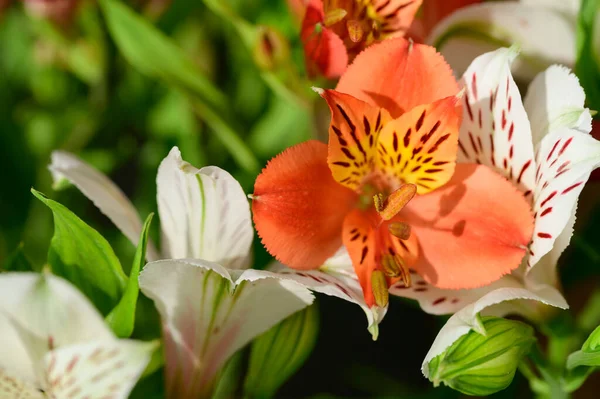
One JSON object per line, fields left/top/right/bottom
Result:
{"left": 378, "top": 47, "right": 600, "bottom": 375}
{"left": 49, "top": 148, "right": 322, "bottom": 397}
{"left": 427, "top": 0, "right": 580, "bottom": 82}
{"left": 0, "top": 272, "right": 156, "bottom": 398}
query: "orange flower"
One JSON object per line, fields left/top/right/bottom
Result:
{"left": 301, "top": 0, "right": 422, "bottom": 78}
{"left": 252, "top": 38, "right": 534, "bottom": 307}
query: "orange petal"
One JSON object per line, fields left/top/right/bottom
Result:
{"left": 320, "top": 89, "right": 392, "bottom": 190}
{"left": 343, "top": 208, "right": 420, "bottom": 307}
{"left": 404, "top": 163, "right": 534, "bottom": 289}
{"left": 253, "top": 140, "right": 358, "bottom": 269}
{"left": 301, "top": 0, "right": 349, "bottom": 79}
{"left": 336, "top": 38, "right": 459, "bottom": 117}
{"left": 373, "top": 0, "right": 423, "bottom": 36}
{"left": 376, "top": 95, "right": 462, "bottom": 194}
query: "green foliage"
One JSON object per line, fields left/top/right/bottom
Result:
{"left": 32, "top": 189, "right": 126, "bottom": 315}
{"left": 106, "top": 213, "right": 154, "bottom": 338}
{"left": 428, "top": 316, "right": 536, "bottom": 396}
{"left": 576, "top": 0, "right": 600, "bottom": 111}
{"left": 244, "top": 304, "right": 319, "bottom": 398}
{"left": 1, "top": 244, "right": 35, "bottom": 272}
{"left": 99, "top": 0, "right": 259, "bottom": 173}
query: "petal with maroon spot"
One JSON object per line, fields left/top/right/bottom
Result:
{"left": 371, "top": 0, "right": 423, "bottom": 37}
{"left": 457, "top": 47, "right": 536, "bottom": 193}
{"left": 336, "top": 38, "right": 459, "bottom": 118}
{"left": 403, "top": 163, "right": 534, "bottom": 289}
{"left": 43, "top": 340, "right": 157, "bottom": 399}
{"left": 376, "top": 95, "right": 462, "bottom": 194}
{"left": 319, "top": 89, "right": 392, "bottom": 190}
{"left": 253, "top": 140, "right": 358, "bottom": 270}
{"left": 527, "top": 129, "right": 600, "bottom": 270}
{"left": 301, "top": 0, "right": 348, "bottom": 78}
{"left": 270, "top": 248, "right": 387, "bottom": 340}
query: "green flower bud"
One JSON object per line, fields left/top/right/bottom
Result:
{"left": 243, "top": 304, "right": 319, "bottom": 398}
{"left": 253, "top": 26, "right": 290, "bottom": 71}
{"left": 428, "top": 316, "right": 535, "bottom": 396}
{"left": 567, "top": 325, "right": 600, "bottom": 369}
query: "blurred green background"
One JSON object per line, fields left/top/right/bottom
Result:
{"left": 1, "top": 0, "right": 600, "bottom": 397}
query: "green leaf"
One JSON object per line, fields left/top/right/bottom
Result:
{"left": 2, "top": 243, "right": 35, "bottom": 272}
{"left": 98, "top": 0, "right": 259, "bottom": 173}
{"left": 243, "top": 304, "right": 319, "bottom": 398}
{"left": 106, "top": 213, "right": 154, "bottom": 338}
{"left": 32, "top": 189, "right": 126, "bottom": 315}
{"left": 576, "top": 0, "right": 600, "bottom": 111}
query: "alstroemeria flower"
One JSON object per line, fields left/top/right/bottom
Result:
{"left": 427, "top": 0, "right": 580, "bottom": 82}
{"left": 301, "top": 0, "right": 422, "bottom": 78}
{"left": 0, "top": 272, "right": 155, "bottom": 398}
{"left": 252, "top": 37, "right": 534, "bottom": 311}
{"left": 388, "top": 48, "right": 600, "bottom": 376}
{"left": 47, "top": 148, "right": 320, "bottom": 397}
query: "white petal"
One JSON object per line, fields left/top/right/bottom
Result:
{"left": 528, "top": 129, "right": 600, "bottom": 270}
{"left": 0, "top": 314, "right": 37, "bottom": 387}
{"left": 156, "top": 147, "right": 253, "bottom": 269}
{"left": 0, "top": 370, "right": 44, "bottom": 399}
{"left": 49, "top": 151, "right": 160, "bottom": 261}
{"left": 428, "top": 3, "right": 577, "bottom": 82}
{"left": 458, "top": 47, "right": 536, "bottom": 193}
{"left": 270, "top": 257, "right": 386, "bottom": 340}
{"left": 43, "top": 340, "right": 157, "bottom": 399}
{"left": 524, "top": 65, "right": 592, "bottom": 146}
{"left": 389, "top": 273, "right": 523, "bottom": 315}
{"left": 139, "top": 259, "right": 313, "bottom": 397}
{"left": 422, "top": 285, "right": 568, "bottom": 377}
{"left": 0, "top": 273, "right": 114, "bottom": 352}
{"left": 521, "top": 0, "right": 580, "bottom": 17}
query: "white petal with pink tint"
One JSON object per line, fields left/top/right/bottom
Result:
{"left": 43, "top": 340, "right": 157, "bottom": 399}
{"left": 457, "top": 47, "right": 536, "bottom": 193}
{"left": 422, "top": 284, "right": 568, "bottom": 377}
{"left": 524, "top": 65, "right": 592, "bottom": 145}
{"left": 527, "top": 129, "right": 600, "bottom": 269}
{"left": 138, "top": 259, "right": 314, "bottom": 398}
{"left": 156, "top": 147, "right": 253, "bottom": 269}
{"left": 49, "top": 151, "right": 160, "bottom": 261}
{"left": 0, "top": 370, "right": 44, "bottom": 399}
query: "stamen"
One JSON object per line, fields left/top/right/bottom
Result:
{"left": 324, "top": 8, "right": 347, "bottom": 26}
{"left": 371, "top": 270, "right": 389, "bottom": 307}
{"left": 347, "top": 20, "right": 364, "bottom": 42}
{"left": 373, "top": 184, "right": 416, "bottom": 220}
{"left": 388, "top": 222, "right": 411, "bottom": 240}
{"left": 380, "top": 254, "right": 411, "bottom": 287}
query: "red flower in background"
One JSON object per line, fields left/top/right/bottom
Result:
{"left": 300, "top": 0, "right": 422, "bottom": 78}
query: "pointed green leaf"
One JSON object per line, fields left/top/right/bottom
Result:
{"left": 576, "top": 0, "right": 600, "bottom": 111}
{"left": 32, "top": 189, "right": 126, "bottom": 314}
{"left": 106, "top": 213, "right": 154, "bottom": 338}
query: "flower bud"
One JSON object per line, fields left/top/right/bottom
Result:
{"left": 567, "top": 325, "right": 600, "bottom": 369}
{"left": 243, "top": 304, "right": 319, "bottom": 398}
{"left": 253, "top": 26, "right": 290, "bottom": 71}
{"left": 427, "top": 316, "right": 535, "bottom": 396}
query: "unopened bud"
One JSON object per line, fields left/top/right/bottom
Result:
{"left": 388, "top": 222, "right": 411, "bottom": 240}
{"left": 346, "top": 20, "right": 364, "bottom": 43}
{"left": 371, "top": 270, "right": 389, "bottom": 307}
{"left": 254, "top": 26, "right": 290, "bottom": 71}
{"left": 567, "top": 325, "right": 600, "bottom": 369}
{"left": 427, "top": 316, "right": 535, "bottom": 396}
{"left": 323, "top": 8, "right": 347, "bottom": 26}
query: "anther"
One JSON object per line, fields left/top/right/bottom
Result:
{"left": 373, "top": 184, "right": 417, "bottom": 221}
{"left": 371, "top": 270, "right": 389, "bottom": 307}
{"left": 347, "top": 20, "right": 364, "bottom": 43}
{"left": 381, "top": 254, "right": 401, "bottom": 277}
{"left": 388, "top": 222, "right": 411, "bottom": 240}
{"left": 324, "top": 8, "right": 347, "bottom": 26}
